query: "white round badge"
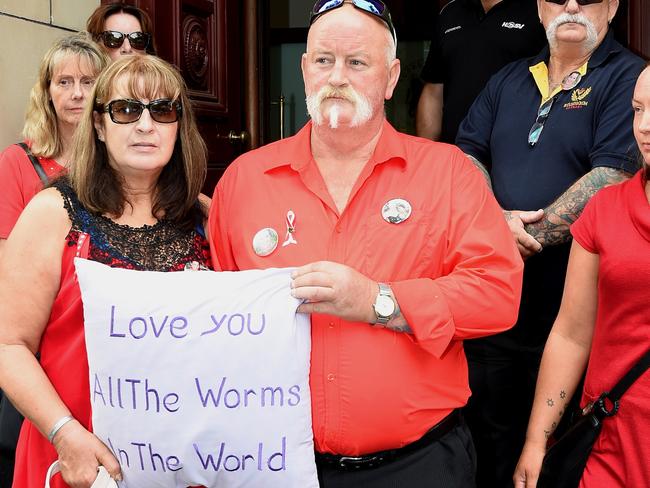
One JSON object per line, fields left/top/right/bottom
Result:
{"left": 252, "top": 228, "right": 279, "bottom": 257}
{"left": 381, "top": 198, "right": 412, "bottom": 224}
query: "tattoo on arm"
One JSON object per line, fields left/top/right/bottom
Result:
{"left": 385, "top": 309, "right": 412, "bottom": 334}
{"left": 541, "top": 391, "right": 572, "bottom": 438}
{"left": 465, "top": 154, "right": 493, "bottom": 192}
{"left": 525, "top": 167, "right": 630, "bottom": 248}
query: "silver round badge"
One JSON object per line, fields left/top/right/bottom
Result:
{"left": 252, "top": 228, "right": 279, "bottom": 257}
{"left": 381, "top": 198, "right": 412, "bottom": 224}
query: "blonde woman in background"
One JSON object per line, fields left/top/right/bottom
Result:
{"left": 0, "top": 32, "right": 109, "bottom": 258}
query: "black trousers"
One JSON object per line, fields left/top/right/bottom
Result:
{"left": 316, "top": 422, "right": 476, "bottom": 488}
{"left": 463, "top": 343, "right": 541, "bottom": 488}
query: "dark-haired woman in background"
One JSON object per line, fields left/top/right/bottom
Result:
{"left": 86, "top": 2, "right": 156, "bottom": 61}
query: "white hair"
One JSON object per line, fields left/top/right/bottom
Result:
{"left": 385, "top": 27, "right": 397, "bottom": 65}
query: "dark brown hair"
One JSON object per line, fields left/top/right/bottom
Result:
{"left": 68, "top": 55, "right": 207, "bottom": 230}
{"left": 86, "top": 3, "right": 157, "bottom": 55}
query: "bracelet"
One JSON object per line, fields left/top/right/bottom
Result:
{"left": 47, "top": 415, "right": 74, "bottom": 443}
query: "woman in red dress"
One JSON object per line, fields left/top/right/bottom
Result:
{"left": 0, "top": 55, "right": 210, "bottom": 487}
{"left": 514, "top": 64, "right": 650, "bottom": 487}
{"left": 0, "top": 33, "right": 108, "bottom": 258}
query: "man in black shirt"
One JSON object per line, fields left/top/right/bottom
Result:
{"left": 416, "top": 0, "right": 546, "bottom": 143}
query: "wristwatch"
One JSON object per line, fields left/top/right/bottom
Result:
{"left": 372, "top": 283, "right": 396, "bottom": 326}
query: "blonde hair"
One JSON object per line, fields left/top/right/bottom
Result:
{"left": 68, "top": 55, "right": 207, "bottom": 229}
{"left": 22, "top": 32, "right": 109, "bottom": 158}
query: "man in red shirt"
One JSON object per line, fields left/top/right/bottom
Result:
{"left": 209, "top": 1, "right": 523, "bottom": 486}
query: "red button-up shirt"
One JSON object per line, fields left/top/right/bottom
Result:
{"left": 209, "top": 121, "right": 523, "bottom": 455}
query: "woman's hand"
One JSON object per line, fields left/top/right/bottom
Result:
{"left": 52, "top": 420, "right": 122, "bottom": 487}
{"left": 513, "top": 441, "right": 546, "bottom": 488}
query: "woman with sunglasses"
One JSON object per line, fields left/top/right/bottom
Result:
{"left": 514, "top": 64, "right": 650, "bottom": 488}
{"left": 0, "top": 32, "right": 108, "bottom": 259}
{"left": 0, "top": 55, "right": 210, "bottom": 487}
{"left": 87, "top": 2, "right": 156, "bottom": 61}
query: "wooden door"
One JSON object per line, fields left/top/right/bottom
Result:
{"left": 101, "top": 0, "right": 251, "bottom": 193}
{"left": 625, "top": 0, "right": 650, "bottom": 59}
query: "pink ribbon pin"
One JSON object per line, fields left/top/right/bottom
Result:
{"left": 282, "top": 210, "right": 297, "bottom": 246}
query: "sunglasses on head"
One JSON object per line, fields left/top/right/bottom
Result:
{"left": 310, "top": 0, "right": 396, "bottom": 41}
{"left": 100, "top": 31, "right": 151, "bottom": 51}
{"left": 544, "top": 0, "right": 604, "bottom": 5}
{"left": 97, "top": 99, "right": 182, "bottom": 125}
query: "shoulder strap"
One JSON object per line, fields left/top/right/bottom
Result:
{"left": 609, "top": 348, "right": 650, "bottom": 401}
{"left": 16, "top": 142, "right": 49, "bottom": 186}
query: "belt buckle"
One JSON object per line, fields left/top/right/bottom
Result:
{"left": 338, "top": 455, "right": 379, "bottom": 469}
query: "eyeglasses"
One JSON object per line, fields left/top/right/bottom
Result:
{"left": 528, "top": 97, "right": 555, "bottom": 147}
{"left": 310, "top": 0, "right": 396, "bottom": 41}
{"left": 100, "top": 31, "right": 151, "bottom": 51}
{"left": 97, "top": 99, "right": 182, "bottom": 124}
{"left": 544, "top": 0, "right": 604, "bottom": 5}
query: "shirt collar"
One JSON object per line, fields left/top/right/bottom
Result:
{"left": 263, "top": 119, "right": 407, "bottom": 174}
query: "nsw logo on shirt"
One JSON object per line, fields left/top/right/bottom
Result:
{"left": 502, "top": 21, "right": 525, "bottom": 29}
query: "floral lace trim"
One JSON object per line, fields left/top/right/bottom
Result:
{"left": 56, "top": 182, "right": 211, "bottom": 272}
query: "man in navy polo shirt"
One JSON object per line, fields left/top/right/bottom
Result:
{"left": 416, "top": 0, "right": 546, "bottom": 143}
{"left": 455, "top": 0, "right": 644, "bottom": 487}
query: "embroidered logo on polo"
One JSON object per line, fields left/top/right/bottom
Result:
{"left": 563, "top": 87, "right": 592, "bottom": 110}
{"left": 502, "top": 22, "right": 525, "bottom": 29}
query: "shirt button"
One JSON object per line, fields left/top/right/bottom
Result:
{"left": 327, "top": 373, "right": 335, "bottom": 381}
{"left": 335, "top": 225, "right": 342, "bottom": 233}
{"left": 329, "top": 322, "right": 335, "bottom": 329}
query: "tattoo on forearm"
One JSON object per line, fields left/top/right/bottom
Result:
{"left": 525, "top": 167, "right": 629, "bottom": 248}
{"left": 388, "top": 323, "right": 413, "bottom": 334}
{"left": 465, "top": 154, "right": 493, "bottom": 192}
{"left": 385, "top": 311, "right": 412, "bottom": 334}
{"left": 542, "top": 390, "right": 572, "bottom": 438}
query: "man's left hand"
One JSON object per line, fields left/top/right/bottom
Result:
{"left": 291, "top": 261, "right": 376, "bottom": 323}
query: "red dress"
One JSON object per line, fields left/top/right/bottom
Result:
{"left": 571, "top": 170, "right": 650, "bottom": 487}
{"left": 12, "top": 182, "right": 211, "bottom": 488}
{"left": 0, "top": 141, "right": 64, "bottom": 238}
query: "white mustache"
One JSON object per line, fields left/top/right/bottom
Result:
{"left": 545, "top": 13, "right": 599, "bottom": 50}
{"left": 550, "top": 13, "right": 590, "bottom": 28}
{"left": 306, "top": 85, "right": 373, "bottom": 128}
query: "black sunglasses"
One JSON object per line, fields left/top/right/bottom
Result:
{"left": 310, "top": 0, "right": 396, "bottom": 41}
{"left": 97, "top": 99, "right": 182, "bottom": 125}
{"left": 544, "top": 0, "right": 604, "bottom": 5}
{"left": 100, "top": 31, "right": 151, "bottom": 51}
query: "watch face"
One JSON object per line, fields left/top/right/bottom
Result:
{"left": 375, "top": 295, "right": 395, "bottom": 317}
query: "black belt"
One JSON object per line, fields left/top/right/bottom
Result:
{"left": 315, "top": 409, "right": 461, "bottom": 470}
